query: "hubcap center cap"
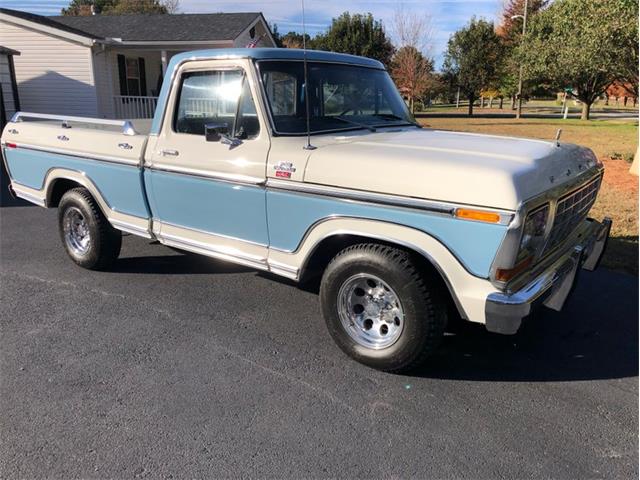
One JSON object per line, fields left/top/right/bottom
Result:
{"left": 337, "top": 274, "right": 405, "bottom": 350}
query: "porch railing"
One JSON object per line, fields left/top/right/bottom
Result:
{"left": 113, "top": 95, "right": 159, "bottom": 119}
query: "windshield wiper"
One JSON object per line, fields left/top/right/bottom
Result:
{"left": 371, "top": 113, "right": 422, "bottom": 128}
{"left": 333, "top": 116, "right": 377, "bottom": 132}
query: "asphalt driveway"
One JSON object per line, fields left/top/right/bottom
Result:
{"left": 1, "top": 204, "right": 637, "bottom": 479}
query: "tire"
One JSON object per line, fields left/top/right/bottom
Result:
{"left": 57, "top": 187, "right": 122, "bottom": 270}
{"left": 320, "top": 243, "right": 447, "bottom": 373}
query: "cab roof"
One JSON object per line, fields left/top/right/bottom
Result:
{"left": 168, "top": 48, "right": 385, "bottom": 70}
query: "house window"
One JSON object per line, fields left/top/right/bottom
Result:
{"left": 126, "top": 58, "right": 141, "bottom": 97}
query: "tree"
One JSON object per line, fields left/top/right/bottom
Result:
{"left": 617, "top": 1, "right": 639, "bottom": 100}
{"left": 442, "top": 18, "right": 504, "bottom": 116}
{"left": 282, "top": 32, "right": 312, "bottom": 49}
{"left": 312, "top": 13, "right": 395, "bottom": 68}
{"left": 519, "top": 0, "right": 638, "bottom": 120}
{"left": 391, "top": 47, "right": 434, "bottom": 113}
{"left": 497, "top": 0, "right": 548, "bottom": 47}
{"left": 62, "top": 0, "right": 116, "bottom": 15}
{"left": 62, "top": 0, "right": 178, "bottom": 15}
{"left": 496, "top": 0, "right": 548, "bottom": 109}
{"left": 102, "top": 0, "right": 168, "bottom": 14}
{"left": 390, "top": 5, "right": 435, "bottom": 112}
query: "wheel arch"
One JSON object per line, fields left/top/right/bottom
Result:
{"left": 45, "top": 169, "right": 111, "bottom": 217}
{"left": 289, "top": 219, "right": 471, "bottom": 320}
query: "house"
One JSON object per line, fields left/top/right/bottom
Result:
{"left": 0, "top": 8, "right": 276, "bottom": 119}
{"left": 0, "top": 45, "right": 20, "bottom": 128}
{"left": 0, "top": 45, "right": 20, "bottom": 205}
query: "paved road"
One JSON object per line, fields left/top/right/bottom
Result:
{"left": 1, "top": 205, "right": 637, "bottom": 479}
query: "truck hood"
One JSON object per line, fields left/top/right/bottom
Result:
{"left": 303, "top": 128, "right": 600, "bottom": 210}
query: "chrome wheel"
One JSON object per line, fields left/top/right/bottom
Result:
{"left": 337, "top": 273, "right": 405, "bottom": 349}
{"left": 63, "top": 207, "right": 91, "bottom": 256}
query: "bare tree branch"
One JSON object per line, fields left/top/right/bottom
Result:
{"left": 391, "top": 3, "right": 433, "bottom": 56}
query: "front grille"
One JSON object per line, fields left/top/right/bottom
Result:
{"left": 544, "top": 175, "right": 601, "bottom": 253}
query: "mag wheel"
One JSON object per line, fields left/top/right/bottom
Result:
{"left": 58, "top": 187, "right": 121, "bottom": 270}
{"left": 320, "top": 243, "right": 447, "bottom": 373}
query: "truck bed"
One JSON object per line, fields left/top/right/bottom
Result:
{"left": 1, "top": 112, "right": 152, "bottom": 233}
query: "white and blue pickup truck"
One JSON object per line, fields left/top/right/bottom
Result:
{"left": 1, "top": 48, "right": 611, "bottom": 372}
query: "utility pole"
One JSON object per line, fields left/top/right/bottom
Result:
{"left": 515, "top": 0, "right": 529, "bottom": 119}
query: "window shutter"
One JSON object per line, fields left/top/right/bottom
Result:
{"left": 117, "top": 54, "right": 128, "bottom": 96}
{"left": 138, "top": 58, "right": 147, "bottom": 96}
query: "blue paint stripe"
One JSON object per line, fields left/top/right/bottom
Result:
{"left": 267, "top": 190, "right": 506, "bottom": 278}
{"left": 4, "top": 148, "right": 149, "bottom": 218}
{"left": 145, "top": 170, "right": 269, "bottom": 245}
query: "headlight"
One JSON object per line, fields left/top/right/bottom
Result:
{"left": 517, "top": 204, "right": 550, "bottom": 261}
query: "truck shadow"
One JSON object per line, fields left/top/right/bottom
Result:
{"left": 113, "top": 251, "right": 252, "bottom": 275}
{"left": 412, "top": 269, "right": 638, "bottom": 382}
{"left": 112, "top": 247, "right": 637, "bottom": 382}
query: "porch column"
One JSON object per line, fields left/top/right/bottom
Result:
{"left": 161, "top": 50, "right": 168, "bottom": 75}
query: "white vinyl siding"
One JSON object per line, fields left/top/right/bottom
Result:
{"left": 0, "top": 20, "right": 98, "bottom": 116}
{"left": 0, "top": 53, "right": 18, "bottom": 120}
{"left": 92, "top": 48, "right": 114, "bottom": 118}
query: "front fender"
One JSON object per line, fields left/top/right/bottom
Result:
{"left": 267, "top": 217, "right": 498, "bottom": 323}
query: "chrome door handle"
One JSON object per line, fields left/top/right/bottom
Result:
{"left": 57, "top": 135, "right": 69, "bottom": 141}
{"left": 161, "top": 149, "right": 179, "bottom": 156}
{"left": 118, "top": 143, "right": 133, "bottom": 150}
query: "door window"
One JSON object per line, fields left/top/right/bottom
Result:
{"left": 173, "top": 69, "right": 259, "bottom": 139}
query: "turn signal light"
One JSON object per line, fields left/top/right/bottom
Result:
{"left": 455, "top": 208, "right": 501, "bottom": 224}
{"left": 495, "top": 257, "right": 533, "bottom": 282}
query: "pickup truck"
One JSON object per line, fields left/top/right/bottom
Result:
{"left": 1, "top": 48, "right": 611, "bottom": 372}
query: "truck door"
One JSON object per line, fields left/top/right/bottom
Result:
{"left": 145, "top": 59, "right": 270, "bottom": 269}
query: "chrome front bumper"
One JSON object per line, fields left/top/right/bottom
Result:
{"left": 485, "top": 217, "right": 612, "bottom": 335}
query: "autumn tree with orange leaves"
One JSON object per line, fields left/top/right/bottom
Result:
{"left": 389, "top": 5, "right": 436, "bottom": 113}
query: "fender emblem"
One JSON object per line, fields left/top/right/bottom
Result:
{"left": 274, "top": 161, "right": 296, "bottom": 179}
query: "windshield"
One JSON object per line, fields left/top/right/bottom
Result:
{"left": 258, "top": 61, "right": 416, "bottom": 135}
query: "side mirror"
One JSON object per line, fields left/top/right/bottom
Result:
{"left": 204, "top": 123, "right": 229, "bottom": 142}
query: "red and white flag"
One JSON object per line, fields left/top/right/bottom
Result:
{"left": 246, "top": 33, "right": 265, "bottom": 48}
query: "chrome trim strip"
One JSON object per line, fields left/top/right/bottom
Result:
{"left": 158, "top": 233, "right": 268, "bottom": 270}
{"left": 13, "top": 143, "right": 140, "bottom": 167}
{"left": 146, "top": 164, "right": 265, "bottom": 186}
{"left": 109, "top": 218, "right": 152, "bottom": 238}
{"left": 11, "top": 184, "right": 46, "bottom": 206}
{"left": 267, "top": 259, "right": 299, "bottom": 279}
{"left": 11, "top": 176, "right": 153, "bottom": 239}
{"left": 266, "top": 178, "right": 514, "bottom": 224}
{"left": 159, "top": 221, "right": 268, "bottom": 248}
{"left": 12, "top": 112, "right": 139, "bottom": 135}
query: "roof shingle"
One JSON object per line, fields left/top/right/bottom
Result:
{"left": 0, "top": 8, "right": 263, "bottom": 43}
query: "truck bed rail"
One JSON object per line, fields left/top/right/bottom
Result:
{"left": 9, "top": 112, "right": 138, "bottom": 136}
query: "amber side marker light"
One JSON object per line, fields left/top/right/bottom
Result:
{"left": 455, "top": 208, "right": 501, "bottom": 224}
{"left": 495, "top": 257, "right": 533, "bottom": 283}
